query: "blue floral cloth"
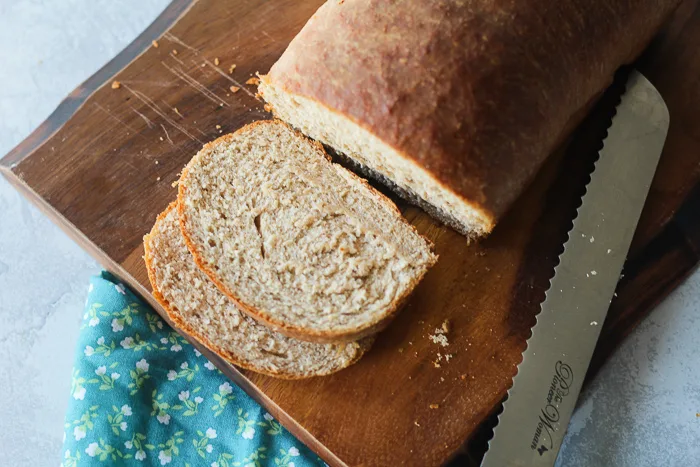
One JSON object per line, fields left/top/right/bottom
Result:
{"left": 62, "top": 272, "right": 324, "bottom": 467}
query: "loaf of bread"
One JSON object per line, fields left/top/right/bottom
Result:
{"left": 177, "top": 120, "right": 436, "bottom": 343}
{"left": 259, "top": 0, "right": 680, "bottom": 238}
{"left": 144, "top": 203, "right": 373, "bottom": 378}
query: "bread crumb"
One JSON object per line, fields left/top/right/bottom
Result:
{"left": 590, "top": 236, "right": 595, "bottom": 243}
{"left": 214, "top": 57, "right": 220, "bottom": 66}
{"left": 173, "top": 107, "right": 183, "bottom": 117}
{"left": 440, "top": 377, "right": 445, "bottom": 382}
{"left": 398, "top": 348, "right": 403, "bottom": 353}
{"left": 152, "top": 40, "right": 159, "bottom": 48}
{"left": 172, "top": 49, "right": 178, "bottom": 55}
{"left": 156, "top": 177, "right": 161, "bottom": 181}
{"left": 441, "top": 319, "right": 450, "bottom": 333}
{"left": 591, "top": 270, "right": 597, "bottom": 276}
{"left": 696, "top": 413, "right": 700, "bottom": 417}
{"left": 216, "top": 124, "right": 221, "bottom": 129}
{"left": 263, "top": 103, "right": 272, "bottom": 112}
{"left": 230, "top": 85, "right": 240, "bottom": 93}
{"left": 430, "top": 333, "right": 449, "bottom": 347}
{"left": 460, "top": 374, "right": 467, "bottom": 380}
{"left": 414, "top": 421, "right": 420, "bottom": 427}
{"left": 433, "top": 361, "right": 441, "bottom": 368}
{"left": 111, "top": 80, "right": 121, "bottom": 89}
{"left": 429, "top": 404, "right": 439, "bottom": 409}
{"left": 445, "top": 354, "right": 453, "bottom": 362}
{"left": 155, "top": 160, "right": 159, "bottom": 165}
{"left": 607, "top": 249, "right": 612, "bottom": 254}
{"left": 171, "top": 180, "right": 179, "bottom": 188}
{"left": 159, "top": 136, "right": 164, "bottom": 141}
{"left": 229, "top": 64, "right": 237, "bottom": 74}
{"left": 246, "top": 77, "right": 260, "bottom": 86}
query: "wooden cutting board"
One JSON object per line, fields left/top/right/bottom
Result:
{"left": 3, "top": 1, "right": 700, "bottom": 465}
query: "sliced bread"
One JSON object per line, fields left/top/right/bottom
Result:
{"left": 144, "top": 203, "right": 372, "bottom": 378}
{"left": 259, "top": 0, "right": 680, "bottom": 238}
{"left": 177, "top": 120, "right": 437, "bottom": 343}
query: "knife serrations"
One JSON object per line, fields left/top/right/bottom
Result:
{"left": 482, "top": 71, "right": 670, "bottom": 467}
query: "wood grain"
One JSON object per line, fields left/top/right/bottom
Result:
{"left": 2, "top": 1, "right": 700, "bottom": 466}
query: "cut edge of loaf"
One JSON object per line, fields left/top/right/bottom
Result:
{"left": 177, "top": 120, "right": 436, "bottom": 343}
{"left": 258, "top": 77, "right": 496, "bottom": 239}
{"left": 144, "top": 202, "right": 373, "bottom": 378}
{"left": 326, "top": 146, "right": 477, "bottom": 240}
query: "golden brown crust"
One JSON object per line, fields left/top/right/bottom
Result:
{"left": 176, "top": 120, "right": 435, "bottom": 343}
{"left": 144, "top": 202, "right": 372, "bottom": 378}
{"left": 266, "top": 0, "right": 680, "bottom": 228}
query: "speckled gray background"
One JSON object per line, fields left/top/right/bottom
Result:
{"left": 0, "top": 1, "right": 698, "bottom": 466}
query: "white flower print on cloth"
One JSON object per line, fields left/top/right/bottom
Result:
{"left": 158, "top": 450, "right": 171, "bottom": 465}
{"left": 85, "top": 442, "right": 99, "bottom": 457}
{"left": 61, "top": 272, "right": 323, "bottom": 467}
{"left": 121, "top": 337, "right": 135, "bottom": 349}
{"left": 73, "top": 425, "right": 86, "bottom": 441}
{"left": 73, "top": 386, "right": 86, "bottom": 400}
{"left": 135, "top": 359, "right": 149, "bottom": 372}
{"left": 112, "top": 318, "right": 124, "bottom": 332}
{"left": 242, "top": 426, "right": 255, "bottom": 440}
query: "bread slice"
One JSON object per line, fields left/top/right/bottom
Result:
{"left": 177, "top": 120, "right": 437, "bottom": 343}
{"left": 144, "top": 203, "right": 372, "bottom": 379}
{"left": 258, "top": 0, "right": 680, "bottom": 239}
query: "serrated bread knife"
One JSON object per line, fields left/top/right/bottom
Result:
{"left": 481, "top": 71, "right": 670, "bottom": 467}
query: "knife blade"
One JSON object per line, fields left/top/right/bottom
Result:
{"left": 481, "top": 70, "right": 670, "bottom": 467}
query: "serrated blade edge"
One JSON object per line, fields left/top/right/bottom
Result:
{"left": 482, "top": 70, "right": 670, "bottom": 467}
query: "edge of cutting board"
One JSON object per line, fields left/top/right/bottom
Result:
{"left": 0, "top": 1, "right": 344, "bottom": 465}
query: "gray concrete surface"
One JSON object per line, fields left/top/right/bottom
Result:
{"left": 0, "top": 1, "right": 698, "bottom": 466}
